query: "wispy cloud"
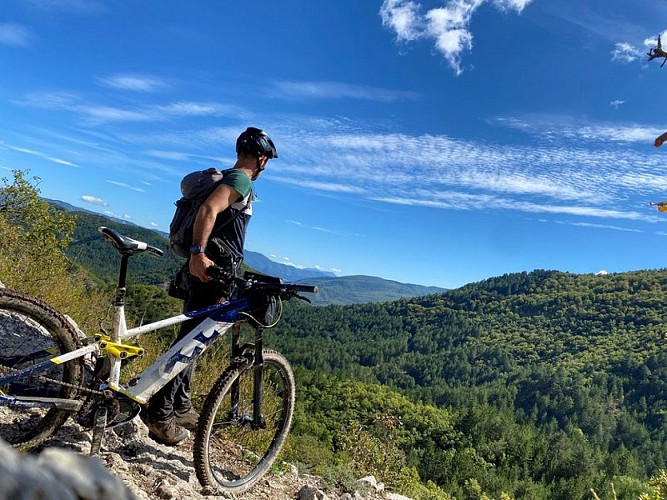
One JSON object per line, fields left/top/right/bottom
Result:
{"left": 609, "top": 100, "right": 624, "bottom": 109}
{"left": 144, "top": 150, "right": 191, "bottom": 161}
{"left": 0, "top": 23, "right": 33, "bottom": 47}
{"left": 286, "top": 219, "right": 365, "bottom": 238}
{"left": 106, "top": 180, "right": 146, "bottom": 192}
{"left": 380, "top": 0, "right": 534, "bottom": 75}
{"left": 374, "top": 193, "right": 649, "bottom": 221}
{"left": 493, "top": 115, "right": 661, "bottom": 143}
{"left": 13, "top": 91, "right": 243, "bottom": 125}
{"left": 81, "top": 195, "right": 108, "bottom": 207}
{"left": 555, "top": 220, "right": 642, "bottom": 233}
{"left": 98, "top": 74, "right": 168, "bottom": 92}
{"left": 269, "top": 177, "right": 366, "bottom": 195}
{"left": 250, "top": 116, "right": 667, "bottom": 228}
{"left": 271, "top": 80, "right": 418, "bottom": 102}
{"left": 3, "top": 142, "right": 79, "bottom": 167}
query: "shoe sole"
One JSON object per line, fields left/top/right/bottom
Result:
{"left": 148, "top": 429, "right": 190, "bottom": 446}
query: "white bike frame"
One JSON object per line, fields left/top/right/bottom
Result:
{"left": 0, "top": 295, "right": 252, "bottom": 405}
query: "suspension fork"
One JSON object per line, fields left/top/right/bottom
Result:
{"left": 252, "top": 326, "right": 265, "bottom": 427}
{"left": 228, "top": 323, "right": 265, "bottom": 426}
{"left": 230, "top": 324, "right": 241, "bottom": 418}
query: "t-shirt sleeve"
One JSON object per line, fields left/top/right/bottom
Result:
{"left": 221, "top": 170, "right": 252, "bottom": 199}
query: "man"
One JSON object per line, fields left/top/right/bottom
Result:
{"left": 146, "top": 127, "right": 278, "bottom": 445}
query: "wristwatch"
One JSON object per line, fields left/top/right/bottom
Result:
{"left": 189, "top": 245, "right": 205, "bottom": 255}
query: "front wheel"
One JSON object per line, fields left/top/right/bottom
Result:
{"left": 194, "top": 350, "right": 295, "bottom": 494}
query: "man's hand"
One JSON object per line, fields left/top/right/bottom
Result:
{"left": 189, "top": 252, "right": 214, "bottom": 282}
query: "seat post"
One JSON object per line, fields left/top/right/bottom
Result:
{"left": 114, "top": 254, "right": 131, "bottom": 306}
{"left": 109, "top": 252, "right": 131, "bottom": 387}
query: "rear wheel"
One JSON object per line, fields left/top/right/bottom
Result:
{"left": 0, "top": 288, "right": 84, "bottom": 449}
{"left": 194, "top": 350, "right": 295, "bottom": 494}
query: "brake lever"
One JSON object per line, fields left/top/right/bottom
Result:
{"left": 295, "top": 293, "right": 311, "bottom": 304}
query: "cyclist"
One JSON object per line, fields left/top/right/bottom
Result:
{"left": 146, "top": 127, "right": 278, "bottom": 445}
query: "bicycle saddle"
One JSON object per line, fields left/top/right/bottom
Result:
{"left": 99, "top": 226, "right": 164, "bottom": 256}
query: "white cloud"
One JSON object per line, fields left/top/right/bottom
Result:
{"left": 249, "top": 116, "right": 667, "bottom": 228}
{"left": 268, "top": 177, "right": 366, "bottom": 194}
{"left": 557, "top": 221, "right": 642, "bottom": 233}
{"left": 4, "top": 142, "right": 78, "bottom": 167}
{"left": 643, "top": 32, "right": 667, "bottom": 48}
{"left": 0, "top": 23, "right": 33, "bottom": 47}
{"left": 46, "top": 157, "right": 79, "bottom": 167}
{"left": 380, "top": 0, "right": 423, "bottom": 41}
{"left": 98, "top": 74, "right": 168, "bottom": 92}
{"left": 380, "top": 0, "right": 533, "bottom": 75}
{"left": 80, "top": 105, "right": 152, "bottom": 124}
{"left": 81, "top": 195, "right": 108, "bottom": 207}
{"left": 105, "top": 180, "right": 146, "bottom": 192}
{"left": 272, "top": 80, "right": 418, "bottom": 102}
{"left": 286, "top": 219, "right": 364, "bottom": 238}
{"left": 144, "top": 150, "right": 191, "bottom": 161}
{"left": 611, "top": 42, "right": 642, "bottom": 63}
{"left": 609, "top": 100, "right": 624, "bottom": 109}
{"left": 493, "top": 115, "right": 661, "bottom": 143}
{"left": 14, "top": 91, "right": 241, "bottom": 124}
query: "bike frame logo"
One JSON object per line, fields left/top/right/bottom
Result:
{"left": 127, "top": 318, "right": 235, "bottom": 402}
{"left": 160, "top": 324, "right": 223, "bottom": 377}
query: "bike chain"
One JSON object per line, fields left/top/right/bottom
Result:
{"left": 0, "top": 363, "right": 104, "bottom": 396}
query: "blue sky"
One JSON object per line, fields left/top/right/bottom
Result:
{"left": 2, "top": 0, "right": 667, "bottom": 289}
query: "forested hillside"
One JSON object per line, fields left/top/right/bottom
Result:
{"left": 5, "top": 175, "right": 667, "bottom": 499}
{"left": 62, "top": 210, "right": 181, "bottom": 285}
{"left": 56, "top": 203, "right": 448, "bottom": 305}
{"left": 270, "top": 270, "right": 667, "bottom": 499}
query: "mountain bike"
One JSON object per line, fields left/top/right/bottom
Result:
{"left": 0, "top": 226, "right": 317, "bottom": 494}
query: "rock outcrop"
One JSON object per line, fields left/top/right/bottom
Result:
{"left": 0, "top": 417, "right": 412, "bottom": 500}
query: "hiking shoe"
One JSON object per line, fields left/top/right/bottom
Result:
{"left": 146, "top": 416, "right": 190, "bottom": 446}
{"left": 175, "top": 407, "right": 200, "bottom": 431}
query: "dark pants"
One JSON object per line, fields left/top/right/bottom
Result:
{"left": 148, "top": 274, "right": 227, "bottom": 422}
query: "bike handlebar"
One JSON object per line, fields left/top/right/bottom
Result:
{"left": 205, "top": 265, "right": 318, "bottom": 298}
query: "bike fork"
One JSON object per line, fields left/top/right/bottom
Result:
{"left": 252, "top": 328, "right": 264, "bottom": 428}
{"left": 229, "top": 324, "right": 265, "bottom": 427}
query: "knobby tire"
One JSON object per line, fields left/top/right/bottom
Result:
{"left": 194, "top": 349, "right": 295, "bottom": 494}
{"left": 0, "top": 288, "right": 84, "bottom": 449}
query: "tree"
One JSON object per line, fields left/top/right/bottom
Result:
{"left": 0, "top": 170, "right": 107, "bottom": 329}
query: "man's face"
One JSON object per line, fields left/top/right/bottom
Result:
{"left": 252, "top": 156, "right": 268, "bottom": 180}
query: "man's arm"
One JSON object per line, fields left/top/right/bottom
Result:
{"left": 189, "top": 183, "right": 241, "bottom": 281}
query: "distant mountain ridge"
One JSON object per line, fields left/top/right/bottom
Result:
{"left": 49, "top": 199, "right": 446, "bottom": 304}
{"left": 243, "top": 250, "right": 336, "bottom": 282}
{"left": 294, "top": 275, "right": 446, "bottom": 305}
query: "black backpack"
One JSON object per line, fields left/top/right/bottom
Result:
{"left": 168, "top": 167, "right": 231, "bottom": 258}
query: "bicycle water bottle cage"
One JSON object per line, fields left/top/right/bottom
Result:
{"left": 99, "top": 227, "right": 164, "bottom": 257}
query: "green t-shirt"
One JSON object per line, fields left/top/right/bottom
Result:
{"left": 221, "top": 169, "right": 252, "bottom": 200}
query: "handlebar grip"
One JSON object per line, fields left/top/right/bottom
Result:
{"left": 291, "top": 284, "right": 318, "bottom": 294}
{"left": 206, "top": 264, "right": 235, "bottom": 282}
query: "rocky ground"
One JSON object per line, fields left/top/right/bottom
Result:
{"left": 0, "top": 415, "right": 411, "bottom": 500}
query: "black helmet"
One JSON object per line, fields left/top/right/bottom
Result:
{"left": 236, "top": 127, "right": 278, "bottom": 159}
